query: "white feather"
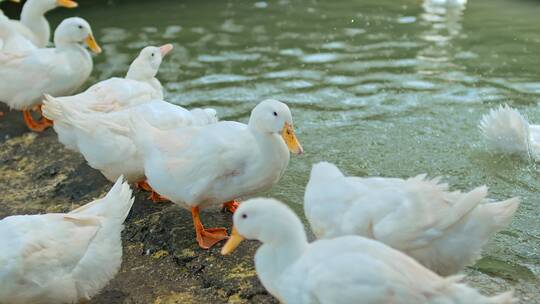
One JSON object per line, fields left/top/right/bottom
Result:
{"left": 0, "top": 176, "right": 134, "bottom": 304}
{"left": 304, "top": 162, "right": 520, "bottom": 276}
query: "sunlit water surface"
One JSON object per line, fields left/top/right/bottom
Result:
{"left": 49, "top": 0, "right": 539, "bottom": 298}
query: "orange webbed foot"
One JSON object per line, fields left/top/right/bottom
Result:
{"left": 222, "top": 200, "right": 240, "bottom": 214}
{"left": 192, "top": 206, "right": 229, "bottom": 249}
{"left": 23, "top": 106, "right": 53, "bottom": 132}
{"left": 197, "top": 227, "right": 229, "bottom": 249}
{"left": 135, "top": 179, "right": 169, "bottom": 203}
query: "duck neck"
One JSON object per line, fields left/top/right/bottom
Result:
{"left": 248, "top": 127, "right": 290, "bottom": 181}
{"left": 255, "top": 229, "right": 308, "bottom": 294}
{"left": 53, "top": 40, "right": 91, "bottom": 69}
{"left": 20, "top": 0, "right": 52, "bottom": 47}
{"left": 126, "top": 64, "right": 162, "bottom": 93}
{"left": 126, "top": 71, "right": 161, "bottom": 90}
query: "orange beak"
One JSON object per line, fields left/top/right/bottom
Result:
{"left": 85, "top": 34, "right": 102, "bottom": 54}
{"left": 56, "top": 0, "right": 78, "bottom": 8}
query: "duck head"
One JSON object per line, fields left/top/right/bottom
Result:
{"left": 126, "top": 44, "right": 173, "bottom": 80}
{"left": 248, "top": 99, "right": 303, "bottom": 155}
{"left": 222, "top": 198, "right": 307, "bottom": 254}
{"left": 53, "top": 17, "right": 101, "bottom": 53}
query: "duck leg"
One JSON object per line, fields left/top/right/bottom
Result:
{"left": 191, "top": 206, "right": 228, "bottom": 249}
{"left": 23, "top": 105, "right": 53, "bottom": 132}
{"left": 222, "top": 200, "right": 240, "bottom": 213}
{"left": 135, "top": 179, "right": 169, "bottom": 203}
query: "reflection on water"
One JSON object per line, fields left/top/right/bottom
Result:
{"left": 50, "top": 0, "right": 540, "bottom": 295}
{"left": 415, "top": 0, "right": 467, "bottom": 94}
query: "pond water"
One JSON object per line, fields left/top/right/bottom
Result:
{"left": 48, "top": 0, "right": 539, "bottom": 299}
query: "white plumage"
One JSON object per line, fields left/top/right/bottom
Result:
{"left": 0, "top": 17, "right": 36, "bottom": 53}
{"left": 42, "top": 44, "right": 172, "bottom": 151}
{"left": 132, "top": 99, "right": 301, "bottom": 209}
{"left": 131, "top": 99, "right": 303, "bottom": 248}
{"left": 222, "top": 198, "right": 516, "bottom": 304}
{"left": 479, "top": 105, "right": 540, "bottom": 160}
{"left": 304, "top": 162, "right": 519, "bottom": 276}
{"left": 43, "top": 97, "right": 218, "bottom": 183}
{"left": 0, "top": 0, "right": 78, "bottom": 49}
{"left": 0, "top": 176, "right": 134, "bottom": 304}
{"left": 0, "top": 17, "right": 100, "bottom": 111}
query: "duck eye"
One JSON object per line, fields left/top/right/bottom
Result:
{"left": 241, "top": 213, "right": 248, "bottom": 219}
{"left": 151, "top": 53, "right": 155, "bottom": 57}
{"left": 78, "top": 25, "right": 83, "bottom": 29}
{"left": 273, "top": 111, "right": 278, "bottom": 117}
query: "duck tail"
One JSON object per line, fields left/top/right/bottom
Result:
{"left": 70, "top": 176, "right": 134, "bottom": 223}
{"left": 479, "top": 105, "right": 531, "bottom": 156}
{"left": 42, "top": 94, "right": 68, "bottom": 123}
{"left": 478, "top": 197, "right": 520, "bottom": 235}
{"left": 444, "top": 185, "right": 487, "bottom": 227}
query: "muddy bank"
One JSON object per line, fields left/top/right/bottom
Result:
{"left": 0, "top": 103, "right": 538, "bottom": 303}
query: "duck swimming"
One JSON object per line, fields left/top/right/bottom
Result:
{"left": 480, "top": 104, "right": 540, "bottom": 160}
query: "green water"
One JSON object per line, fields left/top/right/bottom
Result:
{"left": 49, "top": 0, "right": 538, "bottom": 296}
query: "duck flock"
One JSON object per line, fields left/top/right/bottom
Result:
{"left": 0, "top": 0, "right": 534, "bottom": 303}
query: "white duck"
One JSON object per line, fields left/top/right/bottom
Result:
{"left": 222, "top": 198, "right": 516, "bottom": 304}
{"left": 479, "top": 105, "right": 540, "bottom": 160}
{"left": 2, "top": 0, "right": 78, "bottom": 48}
{"left": 0, "top": 0, "right": 20, "bottom": 51}
{"left": 0, "top": 14, "right": 36, "bottom": 54}
{"left": 42, "top": 44, "right": 172, "bottom": 150}
{"left": 43, "top": 97, "right": 218, "bottom": 202}
{"left": 0, "top": 17, "right": 101, "bottom": 132}
{"left": 304, "top": 162, "right": 519, "bottom": 276}
{"left": 0, "top": 176, "right": 134, "bottom": 304}
{"left": 131, "top": 99, "right": 303, "bottom": 248}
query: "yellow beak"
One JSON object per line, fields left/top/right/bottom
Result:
{"left": 85, "top": 34, "right": 102, "bottom": 54}
{"left": 221, "top": 227, "right": 245, "bottom": 255}
{"left": 56, "top": 0, "right": 78, "bottom": 8}
{"left": 8, "top": 0, "right": 21, "bottom": 3}
{"left": 281, "top": 122, "right": 303, "bottom": 155}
